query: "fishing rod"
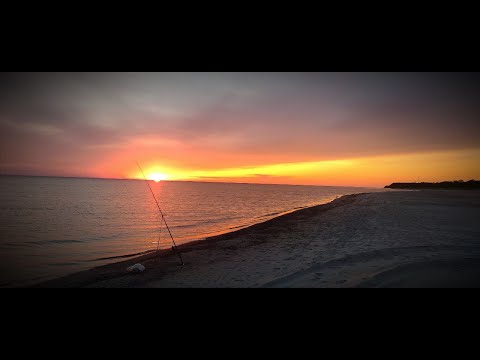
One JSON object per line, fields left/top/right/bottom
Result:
{"left": 136, "top": 162, "right": 184, "bottom": 266}
{"left": 157, "top": 217, "right": 163, "bottom": 254}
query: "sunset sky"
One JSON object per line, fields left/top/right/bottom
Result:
{"left": 1, "top": 72, "right": 479, "bottom": 187}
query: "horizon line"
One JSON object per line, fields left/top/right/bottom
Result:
{"left": 0, "top": 173, "right": 382, "bottom": 189}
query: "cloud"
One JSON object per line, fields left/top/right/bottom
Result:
{"left": 1, "top": 72, "right": 480, "bottom": 177}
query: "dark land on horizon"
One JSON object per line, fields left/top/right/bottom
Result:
{"left": 385, "top": 180, "right": 480, "bottom": 190}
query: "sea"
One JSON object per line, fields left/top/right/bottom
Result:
{"left": 0, "top": 175, "right": 383, "bottom": 287}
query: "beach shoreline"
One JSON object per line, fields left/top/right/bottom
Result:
{"left": 36, "top": 190, "right": 480, "bottom": 288}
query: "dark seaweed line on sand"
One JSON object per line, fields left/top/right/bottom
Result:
{"left": 33, "top": 193, "right": 367, "bottom": 288}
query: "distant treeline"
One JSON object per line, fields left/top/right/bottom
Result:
{"left": 385, "top": 180, "right": 480, "bottom": 190}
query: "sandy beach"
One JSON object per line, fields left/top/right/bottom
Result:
{"left": 37, "top": 190, "right": 480, "bottom": 288}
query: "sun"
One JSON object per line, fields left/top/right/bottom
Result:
{"left": 148, "top": 173, "right": 168, "bottom": 182}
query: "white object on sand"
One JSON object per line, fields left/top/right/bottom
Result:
{"left": 127, "top": 263, "right": 146, "bottom": 273}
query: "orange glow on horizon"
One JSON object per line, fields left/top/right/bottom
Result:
{"left": 119, "top": 148, "right": 480, "bottom": 188}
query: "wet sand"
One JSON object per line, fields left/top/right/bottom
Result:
{"left": 37, "top": 190, "right": 480, "bottom": 288}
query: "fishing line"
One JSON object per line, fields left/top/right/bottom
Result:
{"left": 136, "top": 162, "right": 184, "bottom": 266}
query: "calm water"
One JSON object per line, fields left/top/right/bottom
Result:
{"left": 0, "top": 176, "right": 382, "bottom": 287}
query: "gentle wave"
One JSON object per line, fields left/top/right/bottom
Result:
{"left": 92, "top": 249, "right": 156, "bottom": 262}
{"left": 1, "top": 239, "right": 85, "bottom": 248}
